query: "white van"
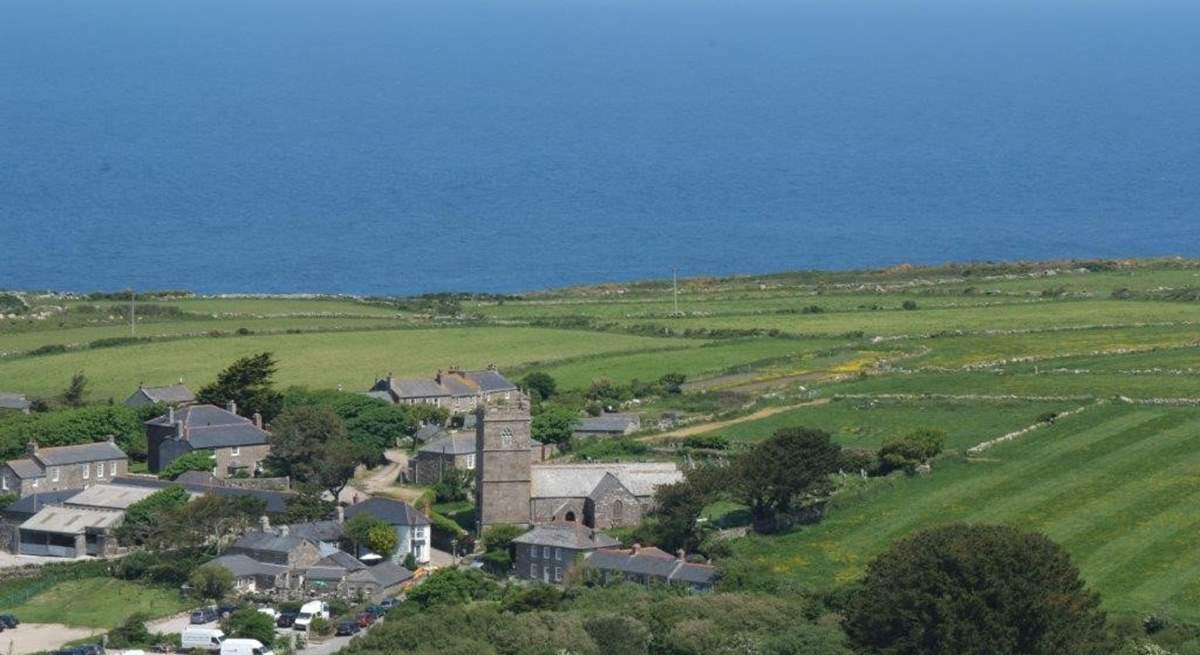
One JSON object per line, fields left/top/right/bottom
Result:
{"left": 292, "top": 600, "right": 329, "bottom": 631}
{"left": 181, "top": 627, "right": 225, "bottom": 652}
{"left": 220, "top": 638, "right": 274, "bottom": 655}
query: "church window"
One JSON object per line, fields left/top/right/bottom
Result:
{"left": 611, "top": 500, "right": 624, "bottom": 527}
{"left": 500, "top": 427, "right": 513, "bottom": 448}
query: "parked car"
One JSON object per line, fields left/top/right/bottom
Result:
{"left": 256, "top": 608, "right": 279, "bottom": 621}
{"left": 379, "top": 597, "right": 399, "bottom": 610}
{"left": 217, "top": 601, "right": 241, "bottom": 618}
{"left": 275, "top": 612, "right": 299, "bottom": 628}
{"left": 0, "top": 614, "right": 19, "bottom": 629}
{"left": 335, "top": 621, "right": 360, "bottom": 637}
{"left": 355, "top": 612, "right": 376, "bottom": 628}
{"left": 364, "top": 605, "right": 386, "bottom": 618}
{"left": 75, "top": 644, "right": 104, "bottom": 655}
{"left": 190, "top": 607, "right": 219, "bottom": 624}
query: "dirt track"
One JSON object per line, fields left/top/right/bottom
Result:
{"left": 643, "top": 398, "right": 830, "bottom": 442}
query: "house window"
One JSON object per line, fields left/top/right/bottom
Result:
{"left": 554, "top": 567, "right": 562, "bottom": 582}
{"left": 96, "top": 463, "right": 104, "bottom": 478}
{"left": 82, "top": 464, "right": 89, "bottom": 479}
{"left": 530, "top": 563, "right": 538, "bottom": 578}
{"left": 543, "top": 546, "right": 551, "bottom": 559}
{"left": 1, "top": 474, "right": 7, "bottom": 491}
{"left": 231, "top": 446, "right": 240, "bottom": 456}
{"left": 464, "top": 454, "right": 475, "bottom": 470}
{"left": 52, "top": 467, "right": 60, "bottom": 482}
{"left": 110, "top": 461, "right": 117, "bottom": 476}
{"left": 555, "top": 548, "right": 562, "bottom": 560}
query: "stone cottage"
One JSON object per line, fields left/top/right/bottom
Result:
{"left": 368, "top": 365, "right": 518, "bottom": 414}
{"left": 124, "top": 382, "right": 195, "bottom": 408}
{"left": 1, "top": 439, "right": 129, "bottom": 497}
{"left": 145, "top": 403, "right": 271, "bottom": 478}
{"left": 409, "top": 432, "right": 476, "bottom": 485}
{"left": 513, "top": 522, "right": 621, "bottom": 584}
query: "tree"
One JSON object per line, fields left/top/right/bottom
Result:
{"left": 172, "top": 494, "right": 266, "bottom": 554}
{"left": 344, "top": 513, "right": 388, "bottom": 556}
{"left": 586, "top": 377, "right": 627, "bottom": 406}
{"left": 118, "top": 486, "right": 191, "bottom": 546}
{"left": 367, "top": 524, "right": 399, "bottom": 558}
{"left": 531, "top": 405, "right": 578, "bottom": 446}
{"left": 730, "top": 427, "right": 842, "bottom": 532}
{"left": 190, "top": 564, "right": 234, "bottom": 601}
{"left": 0, "top": 405, "right": 146, "bottom": 462}
{"left": 407, "top": 568, "right": 497, "bottom": 608}
{"left": 197, "top": 352, "right": 284, "bottom": 422}
{"left": 521, "top": 372, "right": 557, "bottom": 401}
{"left": 658, "top": 372, "right": 687, "bottom": 395}
{"left": 285, "top": 484, "right": 335, "bottom": 523}
{"left": 62, "top": 372, "right": 89, "bottom": 407}
{"left": 107, "top": 613, "right": 152, "bottom": 648}
{"left": 345, "top": 404, "right": 416, "bottom": 465}
{"left": 267, "top": 406, "right": 359, "bottom": 499}
{"left": 432, "top": 467, "right": 472, "bottom": 503}
{"left": 879, "top": 428, "right": 945, "bottom": 474}
{"left": 225, "top": 607, "right": 276, "bottom": 644}
{"left": 650, "top": 466, "right": 722, "bottom": 551}
{"left": 159, "top": 450, "right": 214, "bottom": 480}
{"left": 482, "top": 523, "right": 523, "bottom": 554}
{"left": 844, "top": 524, "right": 1111, "bottom": 655}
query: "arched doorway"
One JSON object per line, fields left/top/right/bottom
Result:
{"left": 564, "top": 511, "right": 576, "bottom": 522}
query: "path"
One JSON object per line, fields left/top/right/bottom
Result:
{"left": 341, "top": 448, "right": 412, "bottom": 504}
{"left": 2, "top": 624, "right": 101, "bottom": 655}
{"left": 643, "top": 398, "right": 830, "bottom": 443}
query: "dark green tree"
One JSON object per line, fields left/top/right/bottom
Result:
{"left": 158, "top": 450, "right": 214, "bottom": 480}
{"left": 844, "top": 524, "right": 1111, "bottom": 655}
{"left": 879, "top": 428, "right": 945, "bottom": 474}
{"left": 190, "top": 564, "right": 234, "bottom": 601}
{"left": 731, "top": 427, "right": 842, "bottom": 532}
{"left": 62, "top": 371, "right": 89, "bottom": 407}
{"left": 284, "top": 484, "right": 334, "bottom": 523}
{"left": 650, "top": 465, "right": 722, "bottom": 551}
{"left": 117, "top": 486, "right": 191, "bottom": 545}
{"left": 531, "top": 405, "right": 578, "bottom": 446}
{"left": 658, "top": 372, "right": 687, "bottom": 395}
{"left": 521, "top": 372, "right": 558, "bottom": 401}
{"left": 267, "top": 405, "right": 360, "bottom": 499}
{"left": 225, "top": 607, "right": 276, "bottom": 643}
{"left": 197, "top": 352, "right": 284, "bottom": 422}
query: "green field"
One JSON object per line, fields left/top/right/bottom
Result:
{"left": 7, "top": 577, "right": 195, "bottom": 628}
{"left": 732, "top": 403, "right": 1200, "bottom": 619}
{"left": 711, "top": 398, "right": 1081, "bottom": 451}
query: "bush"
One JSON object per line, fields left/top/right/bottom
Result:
{"left": 407, "top": 568, "right": 498, "bottom": 608}
{"left": 190, "top": 564, "right": 234, "bottom": 601}
{"left": 1037, "top": 411, "right": 1060, "bottom": 424}
{"left": 159, "top": 451, "right": 215, "bottom": 480}
{"left": 309, "top": 617, "right": 334, "bottom": 637}
{"left": 683, "top": 433, "right": 730, "bottom": 450}
{"left": 432, "top": 467, "right": 472, "bottom": 503}
{"left": 901, "top": 300, "right": 918, "bottom": 310}
{"left": 573, "top": 437, "right": 649, "bottom": 461}
{"left": 108, "top": 613, "right": 152, "bottom": 648}
{"left": 878, "top": 429, "right": 945, "bottom": 474}
{"left": 225, "top": 607, "right": 276, "bottom": 643}
{"left": 840, "top": 448, "right": 880, "bottom": 475}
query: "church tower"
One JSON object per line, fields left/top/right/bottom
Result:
{"left": 474, "top": 394, "right": 532, "bottom": 533}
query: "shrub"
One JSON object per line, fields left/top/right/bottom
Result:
{"left": 190, "top": 564, "right": 234, "bottom": 600}
{"left": 683, "top": 433, "right": 730, "bottom": 450}
{"left": 108, "top": 613, "right": 152, "bottom": 648}
{"left": 878, "top": 429, "right": 945, "bottom": 474}
{"left": 159, "top": 451, "right": 215, "bottom": 480}
{"left": 901, "top": 300, "right": 919, "bottom": 310}
{"left": 840, "top": 448, "right": 880, "bottom": 475}
{"left": 225, "top": 607, "right": 276, "bottom": 644}
{"left": 1037, "top": 411, "right": 1060, "bottom": 424}
{"left": 309, "top": 617, "right": 334, "bottom": 637}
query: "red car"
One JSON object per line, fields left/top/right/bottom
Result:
{"left": 356, "top": 612, "right": 377, "bottom": 628}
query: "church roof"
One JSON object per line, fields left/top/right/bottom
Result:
{"left": 531, "top": 463, "right": 682, "bottom": 499}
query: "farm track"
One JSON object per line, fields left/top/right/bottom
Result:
{"left": 643, "top": 398, "right": 832, "bottom": 442}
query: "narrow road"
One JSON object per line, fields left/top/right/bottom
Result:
{"left": 643, "top": 398, "right": 830, "bottom": 442}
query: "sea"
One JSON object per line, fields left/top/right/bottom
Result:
{"left": 1, "top": 0, "right": 1198, "bottom": 296}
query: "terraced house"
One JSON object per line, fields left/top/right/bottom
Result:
{"left": 0, "top": 439, "right": 129, "bottom": 497}
{"left": 368, "top": 365, "right": 518, "bottom": 413}
{"left": 145, "top": 402, "right": 270, "bottom": 478}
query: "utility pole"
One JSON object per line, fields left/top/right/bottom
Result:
{"left": 130, "top": 288, "right": 136, "bottom": 337}
{"left": 673, "top": 267, "right": 679, "bottom": 316}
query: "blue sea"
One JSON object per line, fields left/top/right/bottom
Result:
{"left": 1, "top": 0, "right": 1197, "bottom": 295}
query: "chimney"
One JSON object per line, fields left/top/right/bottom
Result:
{"left": 259, "top": 515, "right": 270, "bottom": 532}
{"left": 26, "top": 441, "right": 38, "bottom": 457}
{"left": 174, "top": 419, "right": 184, "bottom": 439}
{"left": 487, "top": 363, "right": 497, "bottom": 371}
{"left": 253, "top": 412, "right": 263, "bottom": 429}
{"left": 106, "top": 434, "right": 115, "bottom": 444}
{"left": 279, "top": 525, "right": 289, "bottom": 537}
{"left": 677, "top": 549, "right": 686, "bottom": 561}
{"left": 336, "top": 506, "right": 345, "bottom": 524}
{"left": 226, "top": 400, "right": 237, "bottom": 415}
{"left": 167, "top": 405, "right": 175, "bottom": 424}
{"left": 631, "top": 543, "right": 641, "bottom": 555}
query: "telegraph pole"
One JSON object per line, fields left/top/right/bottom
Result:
{"left": 130, "top": 288, "right": 136, "bottom": 336}
{"left": 673, "top": 267, "right": 679, "bottom": 316}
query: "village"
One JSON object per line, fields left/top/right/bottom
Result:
{"left": 0, "top": 364, "right": 716, "bottom": 655}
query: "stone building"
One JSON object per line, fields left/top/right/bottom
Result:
{"left": 573, "top": 414, "right": 642, "bottom": 440}
{"left": 409, "top": 432, "right": 475, "bottom": 485}
{"left": 145, "top": 403, "right": 271, "bottom": 478}
{"left": 513, "top": 522, "right": 620, "bottom": 584}
{"left": 124, "top": 382, "right": 195, "bottom": 408}
{"left": 368, "top": 366, "right": 518, "bottom": 414}
{"left": 344, "top": 498, "right": 432, "bottom": 565}
{"left": 474, "top": 400, "right": 682, "bottom": 531}
{"left": 1, "top": 439, "right": 129, "bottom": 497}
{"left": 0, "top": 392, "right": 31, "bottom": 414}
{"left": 582, "top": 545, "right": 719, "bottom": 593}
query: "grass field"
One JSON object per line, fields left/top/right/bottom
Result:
{"left": 732, "top": 403, "right": 1200, "bottom": 619}
{"left": 709, "top": 397, "right": 1081, "bottom": 451}
{"left": 0, "top": 327, "right": 704, "bottom": 399}
{"left": 7, "top": 578, "right": 194, "bottom": 628}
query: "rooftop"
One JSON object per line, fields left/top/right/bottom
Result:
{"left": 577, "top": 414, "right": 640, "bottom": 433}
{"left": 583, "top": 547, "right": 719, "bottom": 586}
{"left": 210, "top": 553, "right": 288, "bottom": 578}
{"left": 112, "top": 475, "right": 293, "bottom": 514}
{"left": 419, "top": 432, "right": 475, "bottom": 456}
{"left": 513, "top": 522, "right": 622, "bottom": 550}
{"left": 133, "top": 383, "right": 195, "bottom": 404}
{"left": 20, "top": 506, "right": 123, "bottom": 534}
{"left": 64, "top": 483, "right": 160, "bottom": 510}
{"left": 531, "top": 462, "right": 682, "bottom": 499}
{"left": 33, "top": 441, "right": 128, "bottom": 467}
{"left": 343, "top": 497, "right": 431, "bottom": 527}
{"left": 0, "top": 393, "right": 31, "bottom": 411}
{"left": 147, "top": 404, "right": 270, "bottom": 448}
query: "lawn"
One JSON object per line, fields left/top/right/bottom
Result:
{"left": 7, "top": 577, "right": 195, "bottom": 628}
{"left": 710, "top": 397, "right": 1082, "bottom": 451}
{"left": 731, "top": 403, "right": 1200, "bottom": 619}
{"left": 0, "top": 327, "right": 704, "bottom": 400}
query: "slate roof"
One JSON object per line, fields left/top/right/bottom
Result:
{"left": 464, "top": 369, "right": 517, "bottom": 394}
{"left": 359, "top": 562, "right": 414, "bottom": 588}
{"left": 0, "top": 393, "right": 31, "bottom": 411}
{"left": 373, "top": 377, "right": 449, "bottom": 400}
{"left": 289, "top": 520, "right": 344, "bottom": 543}
{"left": 583, "top": 548, "right": 719, "bottom": 587}
{"left": 147, "top": 405, "right": 270, "bottom": 449}
{"left": 111, "top": 476, "right": 293, "bottom": 514}
{"left": 234, "top": 529, "right": 312, "bottom": 554}
{"left": 1, "top": 489, "right": 79, "bottom": 517}
{"left": 414, "top": 424, "right": 448, "bottom": 444}
{"left": 316, "top": 550, "right": 364, "bottom": 571}
{"left": 6, "top": 459, "right": 44, "bottom": 479}
{"left": 20, "top": 506, "right": 122, "bottom": 534}
{"left": 531, "top": 463, "right": 682, "bottom": 499}
{"left": 419, "top": 432, "right": 475, "bottom": 456}
{"left": 175, "top": 470, "right": 218, "bottom": 485}
{"left": 64, "top": 484, "right": 159, "bottom": 510}
{"left": 134, "top": 384, "right": 195, "bottom": 404}
{"left": 576, "top": 414, "right": 640, "bottom": 434}
{"left": 586, "top": 473, "right": 633, "bottom": 501}
{"left": 211, "top": 553, "right": 288, "bottom": 578}
{"left": 513, "top": 522, "right": 622, "bottom": 550}
{"left": 343, "top": 498, "right": 431, "bottom": 527}
{"left": 33, "top": 441, "right": 128, "bottom": 466}
{"left": 306, "top": 566, "right": 349, "bottom": 581}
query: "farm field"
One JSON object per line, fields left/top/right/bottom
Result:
{"left": 7, "top": 577, "right": 194, "bottom": 628}
{"left": 707, "top": 397, "right": 1081, "bottom": 451}
{"left": 0, "top": 327, "right": 704, "bottom": 400}
{"left": 731, "top": 403, "right": 1200, "bottom": 620}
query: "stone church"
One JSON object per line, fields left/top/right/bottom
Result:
{"left": 474, "top": 396, "right": 682, "bottom": 532}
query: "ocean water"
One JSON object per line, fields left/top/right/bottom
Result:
{"left": 1, "top": 0, "right": 1198, "bottom": 295}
